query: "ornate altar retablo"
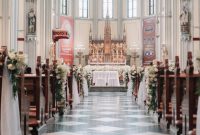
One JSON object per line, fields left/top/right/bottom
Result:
{"left": 88, "top": 16, "right": 127, "bottom": 64}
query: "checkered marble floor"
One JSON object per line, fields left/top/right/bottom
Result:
{"left": 41, "top": 92, "right": 169, "bottom": 135}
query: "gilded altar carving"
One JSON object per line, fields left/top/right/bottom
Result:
{"left": 88, "top": 17, "right": 127, "bottom": 64}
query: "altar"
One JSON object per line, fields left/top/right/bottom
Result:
{"left": 83, "top": 65, "right": 131, "bottom": 87}
{"left": 93, "top": 71, "right": 120, "bottom": 86}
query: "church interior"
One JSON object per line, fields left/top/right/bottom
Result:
{"left": 0, "top": 0, "right": 200, "bottom": 135}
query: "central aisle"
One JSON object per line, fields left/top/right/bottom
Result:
{"left": 42, "top": 92, "right": 169, "bottom": 135}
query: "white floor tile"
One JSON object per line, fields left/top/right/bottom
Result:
{"left": 89, "top": 125, "right": 124, "bottom": 133}
{"left": 93, "top": 117, "right": 122, "bottom": 122}
{"left": 56, "top": 121, "right": 87, "bottom": 126}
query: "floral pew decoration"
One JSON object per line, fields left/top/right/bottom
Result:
{"left": 145, "top": 64, "right": 159, "bottom": 112}
{"left": 128, "top": 66, "right": 137, "bottom": 97}
{"left": 73, "top": 65, "right": 84, "bottom": 96}
{"left": 127, "top": 66, "right": 144, "bottom": 97}
{"left": 82, "top": 69, "right": 92, "bottom": 96}
{"left": 7, "top": 51, "right": 27, "bottom": 98}
{"left": 72, "top": 65, "right": 84, "bottom": 105}
{"left": 55, "top": 62, "right": 70, "bottom": 115}
{"left": 169, "top": 61, "right": 175, "bottom": 73}
{"left": 83, "top": 68, "right": 92, "bottom": 88}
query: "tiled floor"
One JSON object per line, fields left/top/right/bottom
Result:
{"left": 42, "top": 92, "right": 169, "bottom": 135}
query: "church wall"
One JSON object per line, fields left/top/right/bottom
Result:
{"left": 17, "top": 0, "right": 25, "bottom": 52}
{"left": 192, "top": 0, "right": 200, "bottom": 70}
{"left": 2, "top": 0, "right": 198, "bottom": 69}
{"left": 0, "top": 0, "right": 2, "bottom": 45}
{"left": 123, "top": 19, "right": 142, "bottom": 66}
{"left": 74, "top": 20, "right": 92, "bottom": 65}
{"left": 1, "top": 0, "right": 11, "bottom": 50}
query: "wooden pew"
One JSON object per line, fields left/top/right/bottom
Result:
{"left": 171, "top": 56, "right": 186, "bottom": 135}
{"left": 24, "top": 56, "right": 45, "bottom": 135}
{"left": 16, "top": 52, "right": 30, "bottom": 135}
{"left": 156, "top": 61, "right": 164, "bottom": 123}
{"left": 0, "top": 47, "right": 7, "bottom": 135}
{"left": 133, "top": 73, "right": 140, "bottom": 100}
{"left": 161, "top": 59, "right": 175, "bottom": 129}
{"left": 67, "top": 66, "right": 73, "bottom": 109}
{"left": 42, "top": 59, "right": 53, "bottom": 120}
{"left": 182, "top": 52, "right": 198, "bottom": 135}
{"left": 50, "top": 60, "right": 57, "bottom": 114}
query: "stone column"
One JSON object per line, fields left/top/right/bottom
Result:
{"left": 117, "top": 0, "right": 122, "bottom": 39}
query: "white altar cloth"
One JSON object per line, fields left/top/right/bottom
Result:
{"left": 93, "top": 71, "right": 120, "bottom": 86}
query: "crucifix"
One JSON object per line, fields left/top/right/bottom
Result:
{"left": 75, "top": 47, "right": 85, "bottom": 65}
{"left": 130, "top": 47, "right": 140, "bottom": 66}
{"left": 132, "top": 52, "right": 140, "bottom": 66}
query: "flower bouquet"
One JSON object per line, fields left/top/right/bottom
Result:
{"left": 7, "top": 51, "right": 27, "bottom": 98}
{"left": 169, "top": 62, "right": 175, "bottom": 73}
{"left": 55, "top": 63, "right": 70, "bottom": 115}
{"left": 145, "top": 65, "right": 158, "bottom": 112}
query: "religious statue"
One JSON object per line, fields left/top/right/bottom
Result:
{"left": 180, "top": 4, "right": 189, "bottom": 26}
{"left": 28, "top": 9, "right": 36, "bottom": 34}
{"left": 161, "top": 44, "right": 168, "bottom": 62}
{"left": 180, "top": 2, "right": 190, "bottom": 34}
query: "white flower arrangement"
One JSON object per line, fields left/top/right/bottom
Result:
{"left": 169, "top": 61, "right": 175, "bottom": 73}
{"left": 55, "top": 63, "right": 70, "bottom": 109}
{"left": 145, "top": 65, "right": 158, "bottom": 112}
{"left": 135, "top": 66, "right": 145, "bottom": 82}
{"left": 7, "top": 51, "right": 27, "bottom": 98}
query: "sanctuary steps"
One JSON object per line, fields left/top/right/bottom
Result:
{"left": 89, "top": 86, "right": 127, "bottom": 92}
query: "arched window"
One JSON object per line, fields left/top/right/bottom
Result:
{"left": 61, "top": 0, "right": 68, "bottom": 15}
{"left": 128, "top": 0, "right": 137, "bottom": 18}
{"left": 149, "top": 0, "right": 155, "bottom": 15}
{"left": 79, "top": 0, "right": 88, "bottom": 18}
{"left": 103, "top": 0, "right": 113, "bottom": 18}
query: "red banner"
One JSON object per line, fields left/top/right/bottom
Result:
{"left": 143, "top": 17, "right": 156, "bottom": 65}
{"left": 59, "top": 16, "right": 74, "bottom": 66}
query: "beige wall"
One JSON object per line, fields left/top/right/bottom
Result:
{"left": 0, "top": 0, "right": 199, "bottom": 69}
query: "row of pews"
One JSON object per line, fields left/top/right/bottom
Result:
{"left": 135, "top": 52, "right": 199, "bottom": 135}
{"left": 0, "top": 47, "right": 80, "bottom": 135}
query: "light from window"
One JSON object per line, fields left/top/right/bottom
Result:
{"left": 103, "top": 0, "right": 113, "bottom": 18}
{"left": 61, "top": 0, "right": 68, "bottom": 15}
{"left": 149, "top": 0, "right": 155, "bottom": 15}
{"left": 79, "top": 0, "right": 88, "bottom": 18}
{"left": 128, "top": 0, "right": 137, "bottom": 18}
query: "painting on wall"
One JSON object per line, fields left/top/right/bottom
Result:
{"left": 143, "top": 17, "right": 156, "bottom": 65}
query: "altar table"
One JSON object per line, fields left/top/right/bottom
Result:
{"left": 92, "top": 71, "right": 120, "bottom": 86}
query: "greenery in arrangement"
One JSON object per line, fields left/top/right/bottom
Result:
{"left": 130, "top": 66, "right": 137, "bottom": 91}
{"left": 137, "top": 67, "right": 145, "bottom": 82}
{"left": 55, "top": 64, "right": 70, "bottom": 109}
{"left": 7, "top": 51, "right": 27, "bottom": 98}
{"left": 168, "top": 62, "right": 175, "bottom": 73}
{"left": 145, "top": 65, "right": 158, "bottom": 112}
{"left": 73, "top": 65, "right": 84, "bottom": 89}
{"left": 84, "top": 71, "right": 92, "bottom": 88}
{"left": 124, "top": 72, "right": 129, "bottom": 87}
{"left": 195, "top": 78, "right": 200, "bottom": 96}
